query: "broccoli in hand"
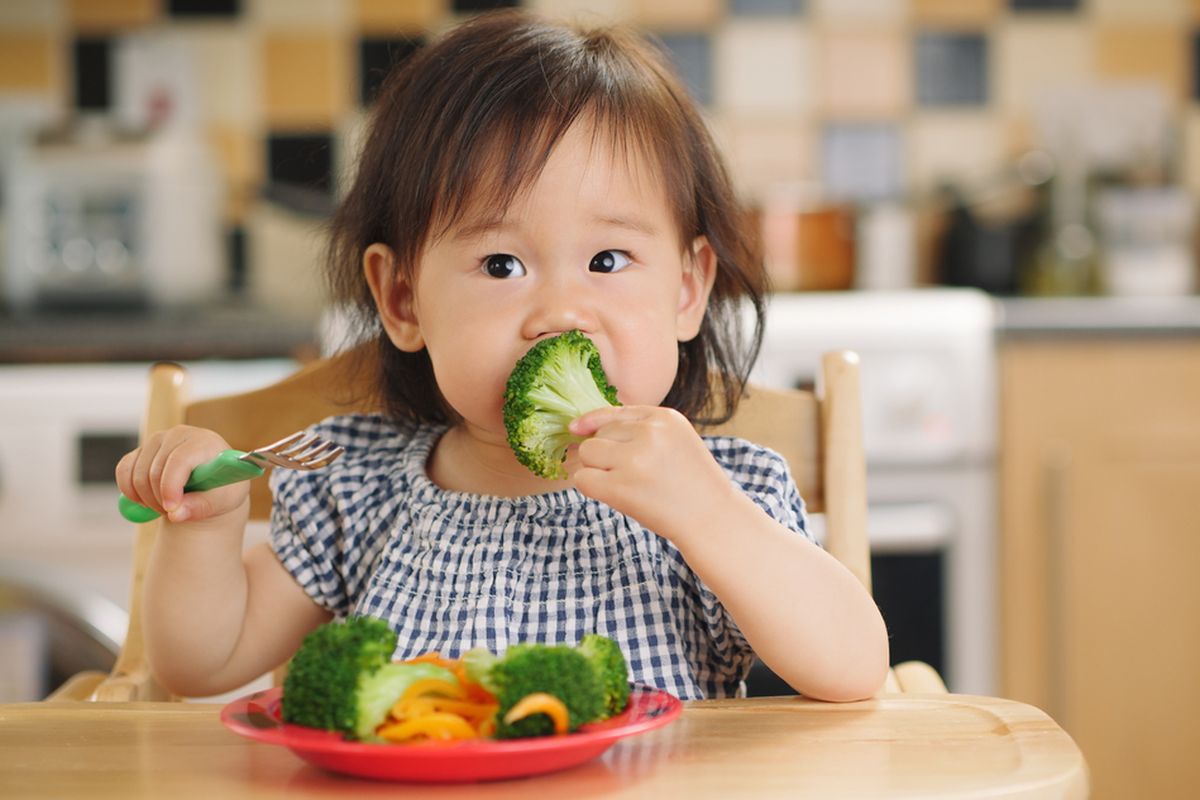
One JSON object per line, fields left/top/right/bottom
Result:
{"left": 503, "top": 330, "right": 620, "bottom": 479}
{"left": 463, "top": 634, "right": 632, "bottom": 739}
{"left": 282, "top": 616, "right": 455, "bottom": 741}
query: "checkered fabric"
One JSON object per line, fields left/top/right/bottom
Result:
{"left": 270, "top": 413, "right": 811, "bottom": 700}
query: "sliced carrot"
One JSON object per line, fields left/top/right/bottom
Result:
{"left": 377, "top": 712, "right": 479, "bottom": 742}
{"left": 502, "top": 692, "right": 570, "bottom": 735}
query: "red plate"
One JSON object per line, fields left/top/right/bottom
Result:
{"left": 220, "top": 684, "right": 682, "bottom": 783}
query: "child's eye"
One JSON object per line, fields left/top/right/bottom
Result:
{"left": 482, "top": 253, "right": 526, "bottom": 279}
{"left": 589, "top": 250, "right": 631, "bottom": 273}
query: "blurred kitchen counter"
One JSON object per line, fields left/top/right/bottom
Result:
{"left": 0, "top": 300, "right": 319, "bottom": 363}
{"left": 997, "top": 295, "right": 1200, "bottom": 337}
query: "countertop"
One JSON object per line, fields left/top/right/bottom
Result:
{"left": 996, "top": 294, "right": 1200, "bottom": 338}
{"left": 3, "top": 292, "right": 1198, "bottom": 364}
{"left": 0, "top": 300, "right": 319, "bottom": 363}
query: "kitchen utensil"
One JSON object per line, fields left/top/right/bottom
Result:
{"left": 117, "top": 431, "right": 344, "bottom": 523}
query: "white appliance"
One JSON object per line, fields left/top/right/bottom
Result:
{"left": 747, "top": 288, "right": 998, "bottom": 696}
{"left": 0, "top": 359, "right": 296, "bottom": 701}
{"left": 3, "top": 125, "right": 224, "bottom": 310}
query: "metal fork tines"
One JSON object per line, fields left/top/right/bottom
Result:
{"left": 242, "top": 431, "right": 345, "bottom": 470}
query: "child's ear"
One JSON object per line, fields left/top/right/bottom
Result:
{"left": 676, "top": 235, "right": 718, "bottom": 342}
{"left": 363, "top": 243, "right": 425, "bottom": 352}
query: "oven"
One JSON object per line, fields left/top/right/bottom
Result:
{"left": 744, "top": 288, "right": 998, "bottom": 697}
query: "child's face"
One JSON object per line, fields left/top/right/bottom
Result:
{"left": 372, "top": 119, "right": 715, "bottom": 442}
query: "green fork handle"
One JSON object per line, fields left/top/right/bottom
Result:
{"left": 117, "top": 450, "right": 265, "bottom": 523}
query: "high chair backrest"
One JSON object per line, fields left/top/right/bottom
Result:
{"left": 56, "top": 345, "right": 884, "bottom": 702}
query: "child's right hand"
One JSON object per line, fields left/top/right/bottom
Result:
{"left": 115, "top": 425, "right": 249, "bottom": 524}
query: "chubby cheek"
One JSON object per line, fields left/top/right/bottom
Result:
{"left": 427, "top": 354, "right": 509, "bottom": 431}
{"left": 609, "top": 339, "right": 680, "bottom": 408}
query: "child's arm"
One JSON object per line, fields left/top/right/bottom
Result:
{"left": 569, "top": 406, "right": 890, "bottom": 702}
{"left": 116, "top": 426, "right": 331, "bottom": 696}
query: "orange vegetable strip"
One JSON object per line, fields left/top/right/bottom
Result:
{"left": 388, "top": 696, "right": 438, "bottom": 721}
{"left": 399, "top": 677, "right": 466, "bottom": 703}
{"left": 377, "top": 712, "right": 479, "bottom": 742}
{"left": 502, "top": 692, "right": 570, "bottom": 735}
{"left": 477, "top": 716, "right": 497, "bottom": 738}
{"left": 403, "top": 652, "right": 456, "bottom": 668}
{"left": 426, "top": 698, "right": 499, "bottom": 720}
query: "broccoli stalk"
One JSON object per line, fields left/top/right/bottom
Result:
{"left": 463, "top": 635, "right": 631, "bottom": 739}
{"left": 282, "top": 616, "right": 455, "bottom": 741}
{"left": 503, "top": 330, "right": 620, "bottom": 479}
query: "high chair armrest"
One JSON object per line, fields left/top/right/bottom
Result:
{"left": 44, "top": 671, "right": 108, "bottom": 702}
{"left": 90, "top": 669, "right": 175, "bottom": 703}
{"left": 892, "top": 660, "right": 949, "bottom": 694}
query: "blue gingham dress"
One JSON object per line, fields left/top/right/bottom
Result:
{"left": 270, "top": 413, "right": 811, "bottom": 700}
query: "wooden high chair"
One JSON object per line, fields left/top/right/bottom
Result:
{"left": 46, "top": 345, "right": 945, "bottom": 701}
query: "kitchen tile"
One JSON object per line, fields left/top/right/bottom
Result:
{"left": 167, "top": 0, "right": 240, "bottom": 17}
{"left": 355, "top": 0, "right": 443, "bottom": 32}
{"left": 1008, "top": 0, "right": 1079, "bottom": 9}
{"left": 452, "top": 0, "right": 521, "bottom": 12}
{"left": 655, "top": 32, "right": 714, "bottom": 107}
{"left": 817, "top": 29, "right": 909, "bottom": 117}
{"left": 359, "top": 36, "right": 425, "bottom": 105}
{"left": 810, "top": 0, "right": 905, "bottom": 25}
{"left": 730, "top": 0, "right": 806, "bottom": 14}
{"left": 0, "top": 33, "right": 56, "bottom": 92}
{"left": 262, "top": 33, "right": 351, "bottom": 128}
{"left": 715, "top": 114, "right": 815, "bottom": 200}
{"left": 526, "top": 0, "right": 630, "bottom": 23}
{"left": 184, "top": 27, "right": 258, "bottom": 127}
{"left": 913, "top": 0, "right": 1003, "bottom": 26}
{"left": 0, "top": 0, "right": 64, "bottom": 29}
{"left": 1091, "top": 0, "right": 1187, "bottom": 23}
{"left": 910, "top": 112, "right": 1007, "bottom": 191}
{"left": 995, "top": 19, "right": 1092, "bottom": 111}
{"left": 1095, "top": 25, "right": 1187, "bottom": 101}
{"left": 633, "top": 0, "right": 722, "bottom": 30}
{"left": 915, "top": 30, "right": 989, "bottom": 106}
{"left": 1195, "top": 33, "right": 1200, "bottom": 101}
{"left": 67, "top": 0, "right": 157, "bottom": 30}
{"left": 821, "top": 122, "right": 905, "bottom": 201}
{"left": 250, "top": 0, "right": 346, "bottom": 29}
{"left": 715, "top": 23, "right": 811, "bottom": 114}
{"left": 210, "top": 124, "right": 264, "bottom": 217}
{"left": 72, "top": 36, "right": 112, "bottom": 111}
{"left": 267, "top": 131, "right": 334, "bottom": 196}
{"left": 1181, "top": 108, "right": 1200, "bottom": 196}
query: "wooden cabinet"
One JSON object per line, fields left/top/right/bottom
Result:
{"left": 1000, "top": 338, "right": 1200, "bottom": 800}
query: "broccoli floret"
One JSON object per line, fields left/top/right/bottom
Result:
{"left": 281, "top": 616, "right": 455, "bottom": 741}
{"left": 490, "top": 645, "right": 605, "bottom": 739}
{"left": 577, "top": 633, "right": 631, "bottom": 719}
{"left": 503, "top": 329, "right": 620, "bottom": 479}
{"left": 464, "top": 635, "right": 631, "bottom": 739}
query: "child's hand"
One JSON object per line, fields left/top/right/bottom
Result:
{"left": 114, "top": 425, "right": 249, "bottom": 524}
{"left": 567, "top": 406, "right": 739, "bottom": 542}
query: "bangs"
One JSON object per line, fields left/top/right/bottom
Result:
{"left": 393, "top": 20, "right": 699, "bottom": 267}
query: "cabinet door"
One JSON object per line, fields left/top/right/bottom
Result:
{"left": 1001, "top": 340, "right": 1200, "bottom": 800}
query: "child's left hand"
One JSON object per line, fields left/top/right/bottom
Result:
{"left": 567, "top": 406, "right": 739, "bottom": 542}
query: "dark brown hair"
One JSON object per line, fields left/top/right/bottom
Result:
{"left": 327, "top": 10, "right": 765, "bottom": 425}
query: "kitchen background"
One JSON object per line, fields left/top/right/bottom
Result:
{"left": 0, "top": 2, "right": 1198, "bottom": 799}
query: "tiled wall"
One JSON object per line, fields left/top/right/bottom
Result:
{"left": 3, "top": 0, "right": 1200, "bottom": 292}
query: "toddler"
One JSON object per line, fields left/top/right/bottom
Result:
{"left": 116, "top": 10, "right": 887, "bottom": 702}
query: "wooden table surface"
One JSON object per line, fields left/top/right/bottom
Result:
{"left": 0, "top": 694, "right": 1088, "bottom": 799}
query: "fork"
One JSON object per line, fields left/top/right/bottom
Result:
{"left": 117, "top": 431, "right": 345, "bottom": 523}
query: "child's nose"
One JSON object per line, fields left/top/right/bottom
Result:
{"left": 521, "top": 274, "right": 597, "bottom": 338}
